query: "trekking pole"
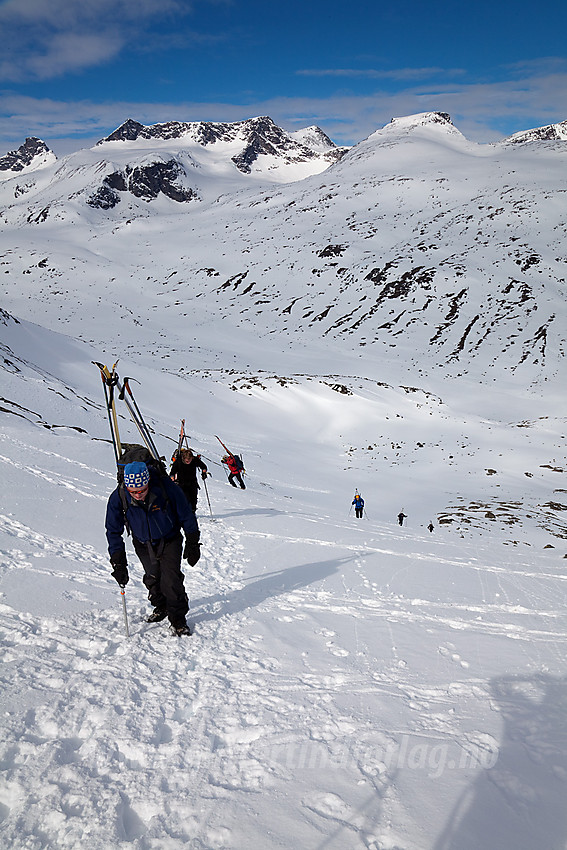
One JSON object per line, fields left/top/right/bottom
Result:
{"left": 202, "top": 475, "right": 214, "bottom": 518}
{"left": 119, "top": 585, "right": 130, "bottom": 638}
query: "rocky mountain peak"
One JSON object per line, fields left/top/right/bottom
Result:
{"left": 95, "top": 115, "right": 345, "bottom": 176}
{"left": 385, "top": 112, "right": 455, "bottom": 133}
{"left": 0, "top": 137, "right": 54, "bottom": 173}
{"left": 290, "top": 125, "right": 338, "bottom": 151}
{"left": 502, "top": 120, "right": 567, "bottom": 145}
{"left": 102, "top": 119, "right": 146, "bottom": 143}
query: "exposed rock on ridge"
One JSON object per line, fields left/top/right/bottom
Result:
{"left": 87, "top": 159, "right": 197, "bottom": 208}
{"left": 0, "top": 137, "right": 54, "bottom": 174}
{"left": 99, "top": 115, "right": 344, "bottom": 172}
{"left": 503, "top": 120, "right": 567, "bottom": 145}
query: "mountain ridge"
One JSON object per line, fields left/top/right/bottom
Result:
{"left": 0, "top": 111, "right": 565, "bottom": 387}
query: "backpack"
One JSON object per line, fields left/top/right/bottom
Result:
{"left": 232, "top": 454, "right": 244, "bottom": 471}
{"left": 117, "top": 443, "right": 168, "bottom": 484}
{"left": 116, "top": 443, "right": 170, "bottom": 535}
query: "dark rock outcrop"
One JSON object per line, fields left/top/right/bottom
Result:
{"left": 87, "top": 159, "right": 197, "bottom": 208}
{"left": 0, "top": 137, "right": 52, "bottom": 172}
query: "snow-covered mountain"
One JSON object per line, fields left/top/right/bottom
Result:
{"left": 0, "top": 111, "right": 565, "bottom": 382}
{"left": 0, "top": 115, "right": 344, "bottom": 208}
{"left": 0, "top": 136, "right": 56, "bottom": 177}
{"left": 502, "top": 119, "right": 567, "bottom": 145}
{"left": 1, "top": 112, "right": 567, "bottom": 849}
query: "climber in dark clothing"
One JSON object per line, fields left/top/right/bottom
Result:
{"left": 170, "top": 448, "right": 208, "bottom": 512}
{"left": 352, "top": 493, "right": 364, "bottom": 519}
{"left": 105, "top": 461, "right": 200, "bottom": 636}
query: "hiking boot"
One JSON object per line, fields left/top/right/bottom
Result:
{"left": 172, "top": 621, "right": 192, "bottom": 636}
{"left": 146, "top": 608, "right": 167, "bottom": 623}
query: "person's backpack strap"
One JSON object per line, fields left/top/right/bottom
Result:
{"left": 118, "top": 483, "right": 132, "bottom": 537}
{"left": 157, "top": 477, "right": 171, "bottom": 514}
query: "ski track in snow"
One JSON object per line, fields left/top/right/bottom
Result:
{"left": 0, "top": 453, "right": 106, "bottom": 500}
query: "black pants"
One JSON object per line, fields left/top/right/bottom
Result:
{"left": 355, "top": 508, "right": 363, "bottom": 518}
{"left": 133, "top": 533, "right": 188, "bottom": 625}
{"left": 180, "top": 484, "right": 198, "bottom": 512}
{"left": 229, "top": 472, "right": 245, "bottom": 489}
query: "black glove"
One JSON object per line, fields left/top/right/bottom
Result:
{"left": 184, "top": 543, "right": 200, "bottom": 565}
{"left": 183, "top": 533, "right": 201, "bottom": 565}
{"left": 201, "top": 470, "right": 208, "bottom": 480}
{"left": 110, "top": 550, "right": 129, "bottom": 586}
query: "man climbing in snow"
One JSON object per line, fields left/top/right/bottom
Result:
{"left": 223, "top": 453, "right": 246, "bottom": 489}
{"left": 352, "top": 493, "right": 364, "bottom": 518}
{"left": 105, "top": 461, "right": 201, "bottom": 636}
{"left": 398, "top": 511, "right": 407, "bottom": 527}
{"left": 170, "top": 448, "right": 208, "bottom": 512}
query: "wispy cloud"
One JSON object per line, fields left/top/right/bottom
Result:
{"left": 0, "top": 0, "right": 188, "bottom": 81}
{"left": 296, "top": 67, "right": 466, "bottom": 81}
{"left": 0, "top": 64, "right": 565, "bottom": 153}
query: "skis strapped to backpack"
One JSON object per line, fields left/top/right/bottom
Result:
{"left": 172, "top": 418, "right": 190, "bottom": 463}
{"left": 215, "top": 435, "right": 245, "bottom": 473}
{"left": 93, "top": 361, "right": 170, "bottom": 532}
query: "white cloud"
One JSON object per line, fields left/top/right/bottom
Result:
{"left": 0, "top": 0, "right": 188, "bottom": 81}
{"left": 26, "top": 33, "right": 125, "bottom": 79}
{"left": 296, "top": 67, "right": 466, "bottom": 81}
{"left": 0, "top": 67, "right": 566, "bottom": 153}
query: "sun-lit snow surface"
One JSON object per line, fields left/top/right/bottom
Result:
{"left": 1, "top": 113, "right": 567, "bottom": 849}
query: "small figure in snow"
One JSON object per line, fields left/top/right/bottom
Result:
{"left": 105, "top": 461, "right": 201, "bottom": 636}
{"left": 428, "top": 521, "right": 435, "bottom": 533}
{"left": 352, "top": 493, "right": 364, "bottom": 519}
{"left": 222, "top": 453, "right": 246, "bottom": 489}
{"left": 398, "top": 511, "right": 407, "bottom": 527}
{"left": 170, "top": 448, "right": 208, "bottom": 512}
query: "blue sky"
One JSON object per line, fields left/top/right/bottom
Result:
{"left": 0, "top": 0, "right": 566, "bottom": 154}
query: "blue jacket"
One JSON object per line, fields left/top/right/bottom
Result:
{"left": 105, "top": 468, "right": 199, "bottom": 557}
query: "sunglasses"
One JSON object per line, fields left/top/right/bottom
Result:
{"left": 126, "top": 484, "right": 149, "bottom": 495}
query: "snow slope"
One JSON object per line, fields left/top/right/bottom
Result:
{"left": 1, "top": 308, "right": 566, "bottom": 849}
{"left": 1, "top": 112, "right": 567, "bottom": 849}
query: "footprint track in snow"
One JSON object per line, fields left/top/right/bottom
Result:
{"left": 439, "top": 641, "right": 470, "bottom": 668}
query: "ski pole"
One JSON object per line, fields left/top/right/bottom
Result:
{"left": 119, "top": 377, "right": 162, "bottom": 460}
{"left": 203, "top": 475, "right": 213, "bottom": 518}
{"left": 119, "top": 585, "right": 130, "bottom": 638}
{"left": 116, "top": 375, "right": 159, "bottom": 458}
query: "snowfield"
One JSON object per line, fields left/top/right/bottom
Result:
{"left": 1, "top": 112, "right": 566, "bottom": 849}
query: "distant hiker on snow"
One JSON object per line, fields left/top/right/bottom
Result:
{"left": 352, "top": 493, "right": 364, "bottom": 519}
{"left": 223, "top": 453, "right": 246, "bottom": 489}
{"left": 105, "top": 461, "right": 201, "bottom": 636}
{"left": 398, "top": 511, "right": 407, "bottom": 527}
{"left": 170, "top": 448, "right": 208, "bottom": 512}
{"left": 428, "top": 522, "right": 435, "bottom": 533}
